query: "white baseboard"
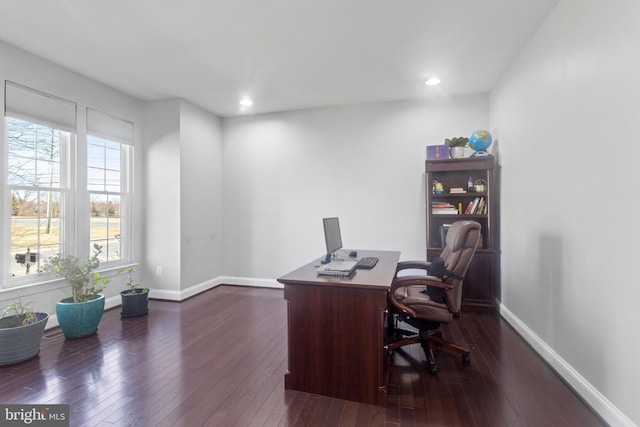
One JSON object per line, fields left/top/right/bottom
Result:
{"left": 217, "top": 276, "right": 282, "bottom": 289}
{"left": 148, "top": 276, "right": 282, "bottom": 301}
{"left": 499, "top": 302, "right": 635, "bottom": 427}
{"left": 149, "top": 277, "right": 222, "bottom": 301}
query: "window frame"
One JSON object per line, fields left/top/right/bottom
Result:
{"left": 4, "top": 117, "right": 75, "bottom": 286}
{"left": 86, "top": 134, "right": 134, "bottom": 264}
{"left": 2, "top": 86, "right": 135, "bottom": 289}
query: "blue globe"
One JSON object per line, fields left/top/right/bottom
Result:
{"left": 469, "top": 130, "right": 492, "bottom": 156}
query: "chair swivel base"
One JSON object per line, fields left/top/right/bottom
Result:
{"left": 386, "top": 328, "right": 471, "bottom": 375}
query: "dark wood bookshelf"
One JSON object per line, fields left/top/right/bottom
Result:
{"left": 426, "top": 156, "right": 500, "bottom": 309}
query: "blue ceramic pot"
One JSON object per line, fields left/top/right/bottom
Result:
{"left": 56, "top": 294, "right": 105, "bottom": 339}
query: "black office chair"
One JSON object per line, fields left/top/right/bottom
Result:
{"left": 387, "top": 220, "right": 481, "bottom": 374}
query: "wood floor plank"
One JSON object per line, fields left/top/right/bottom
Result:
{"left": 0, "top": 286, "right": 606, "bottom": 427}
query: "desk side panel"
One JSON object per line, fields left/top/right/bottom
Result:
{"left": 284, "top": 283, "right": 388, "bottom": 405}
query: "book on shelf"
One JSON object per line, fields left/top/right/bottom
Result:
{"left": 463, "top": 200, "right": 473, "bottom": 214}
{"left": 467, "top": 197, "right": 479, "bottom": 214}
{"left": 449, "top": 187, "right": 467, "bottom": 194}
{"left": 431, "top": 202, "right": 458, "bottom": 214}
{"left": 463, "top": 197, "right": 486, "bottom": 214}
{"left": 432, "top": 208, "right": 458, "bottom": 214}
{"left": 476, "top": 197, "right": 486, "bottom": 214}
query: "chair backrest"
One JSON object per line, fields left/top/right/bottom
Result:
{"left": 440, "top": 220, "right": 481, "bottom": 314}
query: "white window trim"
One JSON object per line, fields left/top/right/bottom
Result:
{"left": 2, "top": 98, "right": 135, "bottom": 289}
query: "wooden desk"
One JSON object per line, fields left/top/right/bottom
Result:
{"left": 277, "top": 250, "right": 400, "bottom": 406}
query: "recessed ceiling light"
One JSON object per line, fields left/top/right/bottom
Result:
{"left": 239, "top": 98, "right": 253, "bottom": 107}
{"left": 425, "top": 78, "right": 441, "bottom": 86}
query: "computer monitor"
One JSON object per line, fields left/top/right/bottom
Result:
{"left": 322, "top": 217, "right": 342, "bottom": 264}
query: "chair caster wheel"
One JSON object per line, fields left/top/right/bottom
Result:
{"left": 462, "top": 354, "right": 470, "bottom": 364}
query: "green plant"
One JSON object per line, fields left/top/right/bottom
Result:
{"left": 2, "top": 297, "right": 36, "bottom": 326}
{"left": 117, "top": 266, "right": 148, "bottom": 294}
{"left": 444, "top": 137, "right": 469, "bottom": 147}
{"left": 45, "top": 244, "right": 109, "bottom": 302}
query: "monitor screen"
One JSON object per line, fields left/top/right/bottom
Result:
{"left": 322, "top": 217, "right": 342, "bottom": 263}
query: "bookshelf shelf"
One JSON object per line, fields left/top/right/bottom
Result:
{"left": 426, "top": 156, "right": 500, "bottom": 309}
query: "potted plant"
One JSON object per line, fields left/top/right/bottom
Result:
{"left": 0, "top": 298, "right": 49, "bottom": 365}
{"left": 444, "top": 136, "right": 469, "bottom": 159}
{"left": 45, "top": 244, "right": 109, "bottom": 339}
{"left": 118, "top": 267, "right": 149, "bottom": 318}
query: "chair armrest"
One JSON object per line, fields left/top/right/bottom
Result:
{"left": 393, "top": 275, "right": 453, "bottom": 290}
{"left": 396, "top": 260, "right": 432, "bottom": 273}
{"left": 389, "top": 274, "right": 451, "bottom": 318}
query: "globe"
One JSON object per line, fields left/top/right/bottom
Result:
{"left": 469, "top": 130, "right": 492, "bottom": 156}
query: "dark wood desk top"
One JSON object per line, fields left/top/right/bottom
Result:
{"left": 277, "top": 250, "right": 401, "bottom": 290}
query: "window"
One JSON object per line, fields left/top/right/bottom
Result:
{"left": 87, "top": 136, "right": 131, "bottom": 262}
{"left": 7, "top": 118, "right": 69, "bottom": 277}
{"left": 86, "top": 108, "right": 134, "bottom": 264}
{"left": 4, "top": 81, "right": 76, "bottom": 283}
{"left": 3, "top": 82, "right": 134, "bottom": 286}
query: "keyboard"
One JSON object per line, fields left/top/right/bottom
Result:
{"left": 356, "top": 257, "right": 378, "bottom": 269}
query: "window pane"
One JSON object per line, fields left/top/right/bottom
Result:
{"left": 88, "top": 167, "right": 105, "bottom": 191}
{"left": 8, "top": 157, "right": 36, "bottom": 185}
{"left": 36, "top": 160, "right": 61, "bottom": 187}
{"left": 105, "top": 146, "right": 121, "bottom": 172}
{"left": 10, "top": 189, "right": 62, "bottom": 278}
{"left": 87, "top": 134, "right": 125, "bottom": 264}
{"left": 107, "top": 195, "right": 121, "bottom": 217}
{"left": 87, "top": 143, "right": 104, "bottom": 169}
{"left": 90, "top": 219, "right": 109, "bottom": 240}
{"left": 105, "top": 170, "right": 121, "bottom": 192}
{"left": 37, "top": 191, "right": 61, "bottom": 245}
{"left": 35, "top": 133, "right": 60, "bottom": 161}
{"left": 87, "top": 135, "right": 121, "bottom": 193}
{"left": 7, "top": 117, "right": 62, "bottom": 189}
{"left": 107, "top": 217, "right": 121, "bottom": 260}
{"left": 90, "top": 194, "right": 107, "bottom": 217}
{"left": 11, "top": 215, "right": 39, "bottom": 249}
{"left": 107, "top": 217, "right": 121, "bottom": 235}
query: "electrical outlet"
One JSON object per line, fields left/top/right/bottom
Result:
{"left": 156, "top": 266, "right": 163, "bottom": 276}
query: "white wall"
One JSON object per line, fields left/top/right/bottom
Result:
{"left": 0, "top": 40, "right": 144, "bottom": 322}
{"left": 222, "top": 95, "right": 489, "bottom": 280}
{"left": 143, "top": 99, "right": 181, "bottom": 293}
{"left": 143, "top": 99, "right": 224, "bottom": 296}
{"left": 491, "top": 0, "right": 640, "bottom": 425}
{"left": 179, "top": 101, "right": 223, "bottom": 289}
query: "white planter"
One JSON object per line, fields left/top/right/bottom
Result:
{"left": 449, "top": 146, "right": 466, "bottom": 159}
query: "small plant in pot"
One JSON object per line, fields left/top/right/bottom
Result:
{"left": 45, "top": 244, "right": 109, "bottom": 339}
{"left": 0, "top": 298, "right": 49, "bottom": 365}
{"left": 444, "top": 136, "right": 469, "bottom": 159}
{"left": 118, "top": 267, "right": 149, "bottom": 318}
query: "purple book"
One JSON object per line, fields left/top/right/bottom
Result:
{"left": 427, "top": 145, "right": 450, "bottom": 160}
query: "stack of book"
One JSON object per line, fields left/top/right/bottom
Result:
{"left": 449, "top": 187, "right": 467, "bottom": 194}
{"left": 463, "top": 197, "right": 487, "bottom": 214}
{"left": 432, "top": 202, "right": 459, "bottom": 214}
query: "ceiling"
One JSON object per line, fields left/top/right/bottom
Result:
{"left": 0, "top": 1, "right": 558, "bottom": 117}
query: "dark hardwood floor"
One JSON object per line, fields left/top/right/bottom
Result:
{"left": 0, "top": 286, "right": 605, "bottom": 426}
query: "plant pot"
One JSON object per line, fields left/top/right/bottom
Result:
{"left": 56, "top": 294, "right": 105, "bottom": 339}
{"left": 120, "top": 289, "right": 149, "bottom": 318}
{"left": 0, "top": 312, "right": 48, "bottom": 365}
{"left": 449, "top": 146, "right": 466, "bottom": 159}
